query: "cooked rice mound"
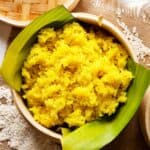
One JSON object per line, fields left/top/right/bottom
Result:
{"left": 22, "top": 22, "right": 133, "bottom": 128}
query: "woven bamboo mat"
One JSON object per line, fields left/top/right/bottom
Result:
{"left": 0, "top": 0, "right": 68, "bottom": 20}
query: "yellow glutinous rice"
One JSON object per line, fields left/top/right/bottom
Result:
{"left": 22, "top": 22, "right": 133, "bottom": 128}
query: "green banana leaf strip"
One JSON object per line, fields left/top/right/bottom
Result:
{"left": 0, "top": 6, "right": 74, "bottom": 91}
{"left": 62, "top": 59, "right": 150, "bottom": 150}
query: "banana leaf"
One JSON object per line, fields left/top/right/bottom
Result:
{"left": 62, "top": 59, "right": 150, "bottom": 150}
{"left": 0, "top": 6, "right": 74, "bottom": 91}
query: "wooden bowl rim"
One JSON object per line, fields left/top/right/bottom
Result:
{"left": 13, "top": 12, "right": 138, "bottom": 141}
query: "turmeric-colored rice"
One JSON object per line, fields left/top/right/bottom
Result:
{"left": 22, "top": 22, "right": 133, "bottom": 128}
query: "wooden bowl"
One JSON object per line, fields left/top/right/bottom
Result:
{"left": 139, "top": 86, "right": 150, "bottom": 147}
{"left": 0, "top": 0, "right": 80, "bottom": 27}
{"left": 13, "top": 12, "right": 138, "bottom": 141}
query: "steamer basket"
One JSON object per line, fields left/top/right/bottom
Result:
{"left": 0, "top": 0, "right": 80, "bottom": 27}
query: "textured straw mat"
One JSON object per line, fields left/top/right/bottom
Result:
{"left": 0, "top": 0, "right": 69, "bottom": 20}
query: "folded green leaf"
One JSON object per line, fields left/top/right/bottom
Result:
{"left": 0, "top": 6, "right": 74, "bottom": 91}
{"left": 62, "top": 60, "right": 150, "bottom": 150}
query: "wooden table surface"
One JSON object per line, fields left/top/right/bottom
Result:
{"left": 0, "top": 0, "right": 150, "bottom": 149}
